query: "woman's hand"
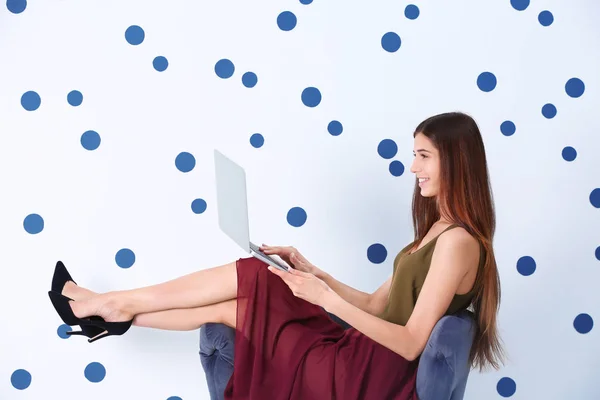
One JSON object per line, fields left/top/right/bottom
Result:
{"left": 267, "top": 265, "right": 334, "bottom": 309}
{"left": 259, "top": 244, "right": 322, "bottom": 276}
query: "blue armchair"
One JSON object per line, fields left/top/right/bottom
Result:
{"left": 199, "top": 309, "right": 476, "bottom": 400}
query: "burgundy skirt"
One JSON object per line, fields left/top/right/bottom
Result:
{"left": 223, "top": 256, "right": 419, "bottom": 400}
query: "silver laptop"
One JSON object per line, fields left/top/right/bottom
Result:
{"left": 213, "top": 149, "right": 291, "bottom": 273}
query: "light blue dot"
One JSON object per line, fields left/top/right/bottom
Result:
{"left": 565, "top": 78, "right": 585, "bottom": 98}
{"left": 405, "top": 4, "right": 420, "bottom": 20}
{"left": 242, "top": 72, "right": 258, "bottom": 88}
{"left": 11, "top": 369, "right": 31, "bottom": 390}
{"left": 125, "top": 25, "right": 145, "bottom": 45}
{"left": 84, "top": 362, "right": 106, "bottom": 383}
{"left": 381, "top": 32, "right": 401, "bottom": 53}
{"left": 538, "top": 10, "right": 553, "bottom": 26}
{"left": 510, "top": 0, "right": 529, "bottom": 11}
{"left": 562, "top": 146, "right": 577, "bottom": 162}
{"left": 191, "top": 198, "right": 207, "bottom": 214}
{"left": 299, "top": 0, "right": 312, "bottom": 4}
{"left": 250, "top": 133, "right": 264, "bottom": 148}
{"left": 287, "top": 207, "right": 307, "bottom": 227}
{"left": 175, "top": 152, "right": 196, "bottom": 172}
{"left": 477, "top": 72, "right": 497, "bottom": 92}
{"left": 215, "top": 59, "right": 235, "bottom": 79}
{"left": 500, "top": 121, "right": 516, "bottom": 136}
{"left": 57, "top": 324, "right": 71, "bottom": 339}
{"left": 153, "top": 56, "right": 168, "bottom": 72}
{"left": 573, "top": 313, "right": 593, "bottom": 334}
{"left": 115, "top": 248, "right": 136, "bottom": 269}
{"left": 81, "top": 130, "right": 101, "bottom": 151}
{"left": 516, "top": 255, "right": 536, "bottom": 276}
{"left": 277, "top": 11, "right": 297, "bottom": 31}
{"left": 327, "top": 120, "right": 343, "bottom": 136}
{"left": 21, "top": 91, "right": 41, "bottom": 111}
{"left": 377, "top": 139, "right": 398, "bottom": 159}
{"left": 389, "top": 160, "right": 405, "bottom": 177}
{"left": 497, "top": 377, "right": 516, "bottom": 397}
{"left": 6, "top": 0, "right": 26, "bottom": 14}
{"left": 590, "top": 188, "right": 600, "bottom": 208}
{"left": 301, "top": 87, "right": 322, "bottom": 107}
{"left": 67, "top": 90, "right": 83, "bottom": 106}
{"left": 595, "top": 246, "right": 600, "bottom": 261}
{"left": 23, "top": 213, "right": 44, "bottom": 234}
{"left": 367, "top": 243, "right": 387, "bottom": 264}
{"left": 542, "top": 103, "right": 557, "bottom": 119}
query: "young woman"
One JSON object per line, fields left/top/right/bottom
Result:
{"left": 49, "top": 111, "right": 505, "bottom": 399}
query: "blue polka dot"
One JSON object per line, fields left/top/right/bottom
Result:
{"left": 595, "top": 246, "right": 600, "bottom": 261}
{"left": 590, "top": 188, "right": 600, "bottom": 208}
{"left": 153, "top": 56, "right": 168, "bottom": 72}
{"left": 242, "top": 72, "right": 258, "bottom": 88}
{"left": 562, "top": 146, "right": 576, "bottom": 162}
{"left": 405, "top": 4, "right": 420, "bottom": 20}
{"left": 6, "top": 0, "right": 26, "bottom": 14}
{"left": 301, "top": 87, "right": 322, "bottom": 107}
{"left": 277, "top": 11, "right": 297, "bottom": 31}
{"left": 389, "top": 160, "right": 405, "bottom": 177}
{"left": 327, "top": 120, "right": 343, "bottom": 136}
{"left": 67, "top": 90, "right": 83, "bottom": 106}
{"left": 21, "top": 91, "right": 41, "bottom": 111}
{"left": 538, "top": 10, "right": 553, "bottom": 26}
{"left": 497, "top": 377, "right": 516, "bottom": 397}
{"left": 300, "top": 0, "right": 312, "bottom": 4}
{"left": 115, "top": 248, "right": 136, "bottom": 269}
{"left": 23, "top": 213, "right": 44, "bottom": 234}
{"left": 125, "top": 25, "right": 145, "bottom": 45}
{"left": 167, "top": 397, "right": 182, "bottom": 400}
{"left": 565, "top": 78, "right": 585, "bottom": 98}
{"left": 500, "top": 121, "right": 516, "bottom": 136}
{"left": 542, "top": 103, "right": 557, "bottom": 119}
{"left": 287, "top": 207, "right": 307, "bottom": 227}
{"left": 516, "top": 255, "right": 536, "bottom": 276}
{"left": 57, "top": 324, "right": 72, "bottom": 339}
{"left": 81, "top": 130, "right": 101, "bottom": 151}
{"left": 381, "top": 32, "right": 401, "bottom": 53}
{"left": 175, "top": 151, "right": 196, "bottom": 172}
{"left": 377, "top": 139, "right": 398, "bottom": 159}
{"left": 573, "top": 313, "right": 593, "bottom": 334}
{"left": 367, "top": 243, "right": 387, "bottom": 264}
{"left": 477, "top": 72, "right": 497, "bottom": 92}
{"left": 250, "top": 133, "right": 264, "bottom": 148}
{"left": 510, "top": 0, "right": 529, "bottom": 11}
{"left": 215, "top": 59, "right": 235, "bottom": 79}
{"left": 84, "top": 362, "right": 106, "bottom": 383}
{"left": 11, "top": 369, "right": 31, "bottom": 390}
{"left": 191, "top": 198, "right": 207, "bottom": 214}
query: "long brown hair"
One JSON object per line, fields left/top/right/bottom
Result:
{"left": 410, "top": 111, "right": 506, "bottom": 372}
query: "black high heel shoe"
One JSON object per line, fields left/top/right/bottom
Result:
{"left": 48, "top": 291, "right": 133, "bottom": 343}
{"left": 52, "top": 261, "right": 76, "bottom": 294}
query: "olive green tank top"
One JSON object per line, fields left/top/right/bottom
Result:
{"left": 377, "top": 224, "right": 483, "bottom": 326}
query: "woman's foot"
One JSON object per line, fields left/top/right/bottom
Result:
{"left": 62, "top": 281, "right": 97, "bottom": 302}
{"left": 70, "top": 293, "right": 134, "bottom": 324}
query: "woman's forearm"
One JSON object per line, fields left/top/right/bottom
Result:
{"left": 316, "top": 270, "right": 374, "bottom": 314}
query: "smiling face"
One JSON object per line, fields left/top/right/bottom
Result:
{"left": 410, "top": 132, "right": 441, "bottom": 198}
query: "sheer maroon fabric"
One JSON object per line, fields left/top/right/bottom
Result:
{"left": 223, "top": 257, "right": 419, "bottom": 400}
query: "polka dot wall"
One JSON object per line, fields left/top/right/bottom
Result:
{"left": 2, "top": 1, "right": 598, "bottom": 399}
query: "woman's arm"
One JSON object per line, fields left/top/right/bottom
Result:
{"left": 316, "top": 270, "right": 374, "bottom": 315}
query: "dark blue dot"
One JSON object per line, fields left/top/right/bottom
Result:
{"left": 300, "top": 0, "right": 312, "bottom": 4}
{"left": 57, "top": 324, "right": 72, "bottom": 339}
{"left": 81, "top": 130, "right": 101, "bottom": 151}
{"left": 367, "top": 243, "right": 388, "bottom": 264}
{"left": 125, "top": 25, "right": 145, "bottom": 45}
{"left": 565, "top": 78, "right": 585, "bottom": 98}
{"left": 175, "top": 151, "right": 196, "bottom": 172}
{"left": 153, "top": 56, "right": 168, "bottom": 72}
{"left": 477, "top": 72, "right": 497, "bottom": 92}
{"left": 595, "top": 246, "right": 600, "bottom": 261}
{"left": 250, "top": 133, "right": 264, "bottom": 148}
{"left": 573, "top": 313, "right": 593, "bottom": 334}
{"left": 377, "top": 139, "right": 398, "bottom": 159}
{"left": 191, "top": 198, "right": 207, "bottom": 214}
{"left": 500, "top": 121, "right": 516, "bottom": 136}
{"left": 6, "top": 0, "right": 26, "bottom": 14}
{"left": 381, "top": 32, "right": 401, "bottom": 53}
{"left": 11, "top": 369, "right": 31, "bottom": 390}
{"left": 389, "top": 160, "right": 405, "bottom": 177}
{"left": 287, "top": 207, "right": 307, "bottom": 227}
{"left": 215, "top": 59, "right": 235, "bottom": 79}
{"left": 562, "top": 146, "right": 576, "bottom": 162}
{"left": 538, "top": 10, "right": 554, "bottom": 26}
{"left": 21, "top": 91, "right": 41, "bottom": 111}
{"left": 497, "top": 377, "right": 516, "bottom": 397}
{"left": 277, "top": 11, "right": 297, "bottom": 31}
{"left": 115, "top": 248, "right": 136, "bottom": 269}
{"left": 516, "top": 256, "right": 536, "bottom": 276}
{"left": 510, "top": 0, "right": 529, "bottom": 11}
{"left": 67, "top": 90, "right": 83, "bottom": 106}
{"left": 242, "top": 72, "right": 258, "bottom": 88}
{"left": 542, "top": 103, "right": 557, "bottom": 119}
{"left": 84, "top": 362, "right": 106, "bottom": 383}
{"left": 167, "top": 397, "right": 182, "bottom": 400}
{"left": 327, "top": 120, "right": 343, "bottom": 136}
{"left": 23, "top": 213, "right": 44, "bottom": 234}
{"left": 405, "top": 4, "right": 420, "bottom": 19}
{"left": 301, "top": 87, "right": 322, "bottom": 107}
{"left": 590, "top": 188, "right": 600, "bottom": 208}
